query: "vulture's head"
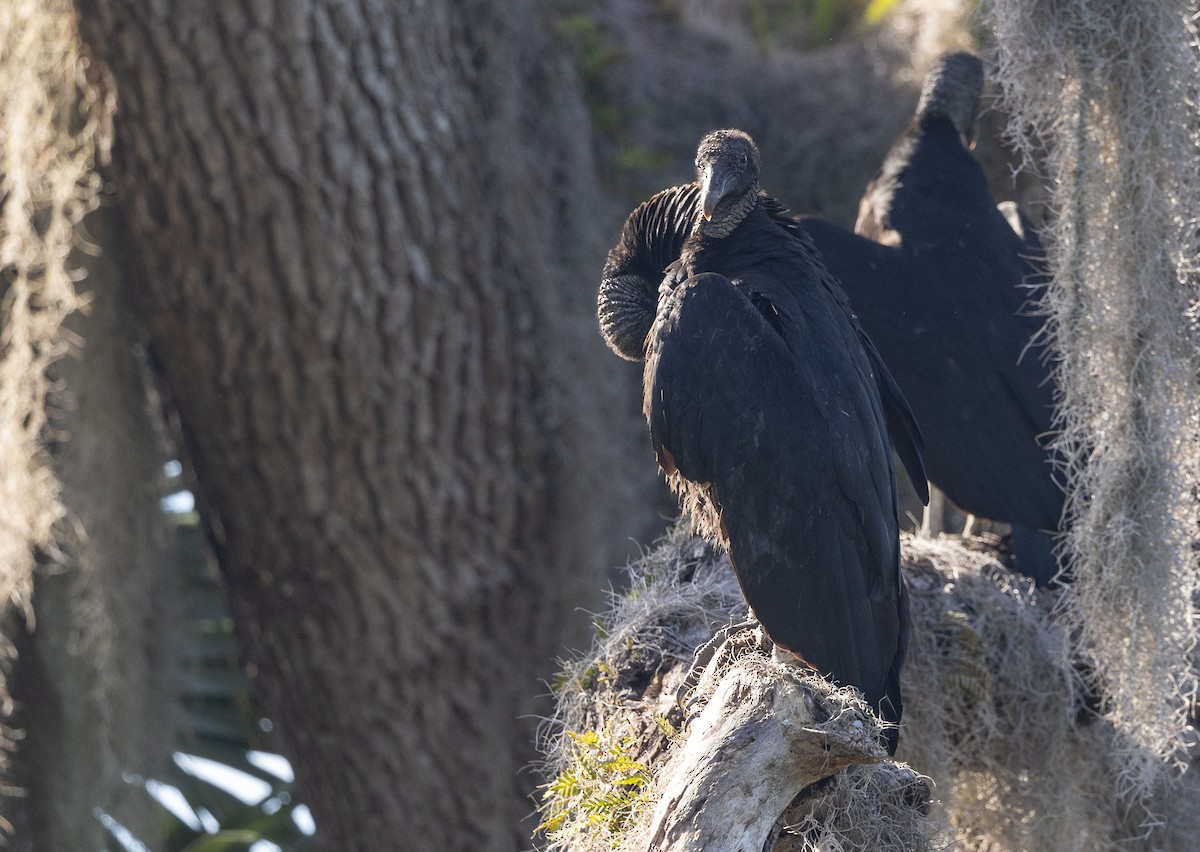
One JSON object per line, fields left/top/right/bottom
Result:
{"left": 916, "top": 51, "right": 984, "bottom": 148}
{"left": 694, "top": 129, "right": 761, "bottom": 236}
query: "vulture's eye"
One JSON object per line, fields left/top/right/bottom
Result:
{"left": 739, "top": 152, "right": 748, "bottom": 165}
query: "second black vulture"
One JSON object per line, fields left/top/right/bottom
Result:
{"left": 605, "top": 129, "right": 928, "bottom": 754}
{"left": 797, "top": 51, "right": 1065, "bottom": 585}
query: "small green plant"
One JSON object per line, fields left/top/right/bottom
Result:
{"left": 748, "top": 0, "right": 901, "bottom": 52}
{"left": 935, "top": 609, "right": 993, "bottom": 713}
{"left": 554, "top": 8, "right": 669, "bottom": 182}
{"left": 862, "top": 0, "right": 901, "bottom": 27}
{"left": 614, "top": 142, "right": 672, "bottom": 174}
{"left": 652, "top": 713, "right": 680, "bottom": 742}
{"left": 538, "top": 729, "right": 652, "bottom": 845}
{"left": 555, "top": 12, "right": 624, "bottom": 137}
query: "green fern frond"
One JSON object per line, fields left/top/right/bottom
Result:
{"left": 536, "top": 725, "right": 653, "bottom": 843}
{"left": 653, "top": 713, "right": 680, "bottom": 742}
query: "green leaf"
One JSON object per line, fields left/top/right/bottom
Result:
{"left": 126, "top": 491, "right": 314, "bottom": 850}
{"left": 555, "top": 12, "right": 598, "bottom": 37}
{"left": 863, "top": 0, "right": 900, "bottom": 26}
{"left": 176, "top": 632, "right": 240, "bottom": 666}
{"left": 241, "top": 804, "right": 312, "bottom": 840}
{"left": 179, "top": 706, "right": 262, "bottom": 746}
{"left": 811, "top": 0, "right": 839, "bottom": 42}
{"left": 177, "top": 742, "right": 289, "bottom": 786}
{"left": 184, "top": 588, "right": 234, "bottom": 623}
{"left": 179, "top": 669, "right": 252, "bottom": 700}
{"left": 179, "top": 829, "right": 264, "bottom": 852}
{"left": 653, "top": 713, "right": 680, "bottom": 741}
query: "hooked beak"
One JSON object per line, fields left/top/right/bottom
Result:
{"left": 700, "top": 166, "right": 732, "bottom": 221}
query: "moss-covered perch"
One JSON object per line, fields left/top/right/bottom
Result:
{"left": 645, "top": 655, "right": 890, "bottom": 851}
{"left": 537, "top": 524, "right": 1200, "bottom": 851}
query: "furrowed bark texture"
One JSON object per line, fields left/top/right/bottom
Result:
{"left": 72, "top": 1, "right": 624, "bottom": 848}
{"left": 6, "top": 207, "right": 177, "bottom": 850}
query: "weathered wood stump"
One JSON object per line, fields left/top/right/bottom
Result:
{"left": 645, "top": 656, "right": 885, "bottom": 852}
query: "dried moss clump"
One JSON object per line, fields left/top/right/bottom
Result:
{"left": 537, "top": 523, "right": 937, "bottom": 851}
{"left": 0, "top": 0, "right": 103, "bottom": 796}
{"left": 899, "top": 535, "right": 1200, "bottom": 850}
{"left": 982, "top": 0, "right": 1200, "bottom": 793}
{"left": 538, "top": 524, "right": 742, "bottom": 850}
{"left": 542, "top": 527, "right": 1200, "bottom": 850}
{"left": 776, "top": 762, "right": 939, "bottom": 852}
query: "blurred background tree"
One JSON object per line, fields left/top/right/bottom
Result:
{"left": 0, "top": 0, "right": 1194, "bottom": 849}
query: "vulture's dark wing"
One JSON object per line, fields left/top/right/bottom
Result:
{"left": 598, "top": 184, "right": 700, "bottom": 360}
{"left": 645, "top": 271, "right": 906, "bottom": 744}
{"left": 765, "top": 199, "right": 929, "bottom": 504}
{"left": 848, "top": 119, "right": 1065, "bottom": 585}
{"left": 786, "top": 215, "right": 928, "bottom": 505}
{"left": 856, "top": 116, "right": 995, "bottom": 249}
{"left": 799, "top": 213, "right": 1063, "bottom": 536}
{"left": 854, "top": 128, "right": 917, "bottom": 246}
{"left": 864, "top": 334, "right": 931, "bottom": 507}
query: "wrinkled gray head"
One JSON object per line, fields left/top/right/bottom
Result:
{"left": 916, "top": 51, "right": 984, "bottom": 146}
{"left": 693, "top": 129, "right": 761, "bottom": 236}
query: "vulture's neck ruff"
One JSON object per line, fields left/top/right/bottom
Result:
{"left": 692, "top": 129, "right": 762, "bottom": 240}
{"left": 695, "top": 186, "right": 759, "bottom": 239}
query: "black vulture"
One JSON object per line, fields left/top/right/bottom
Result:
{"left": 599, "top": 183, "right": 927, "bottom": 497}
{"left": 796, "top": 51, "right": 1065, "bottom": 585}
{"left": 602, "top": 129, "right": 928, "bottom": 754}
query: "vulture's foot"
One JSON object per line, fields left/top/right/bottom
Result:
{"left": 674, "top": 615, "right": 772, "bottom": 713}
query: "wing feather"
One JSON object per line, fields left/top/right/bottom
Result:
{"left": 645, "top": 272, "right": 905, "bottom": 727}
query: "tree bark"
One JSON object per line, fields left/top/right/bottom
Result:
{"left": 72, "top": 1, "right": 633, "bottom": 847}
{"left": 5, "top": 205, "right": 177, "bottom": 850}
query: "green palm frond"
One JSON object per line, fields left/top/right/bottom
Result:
{"left": 103, "top": 499, "right": 314, "bottom": 851}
